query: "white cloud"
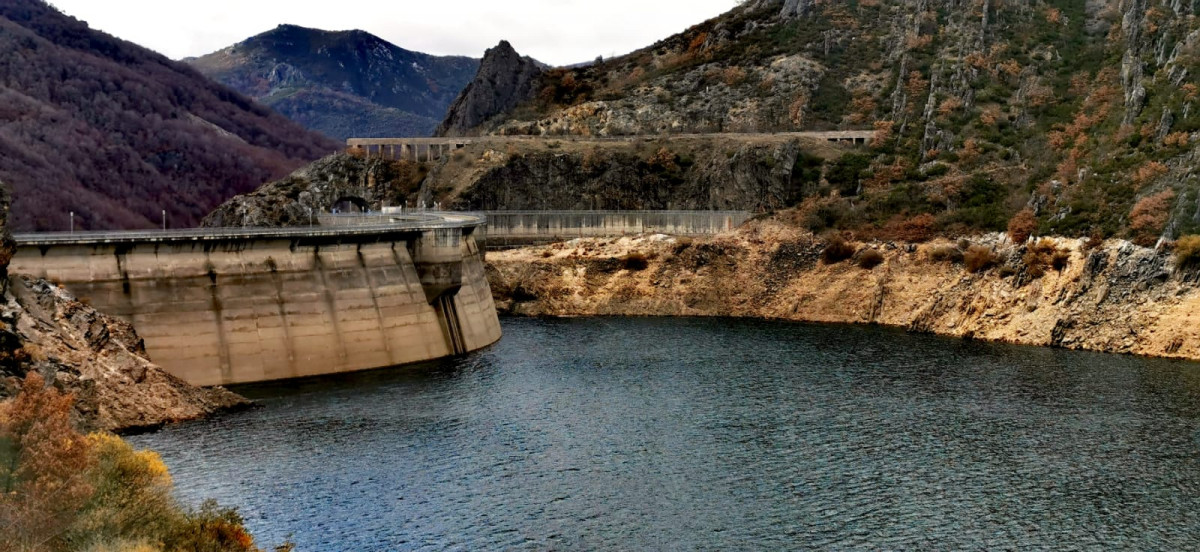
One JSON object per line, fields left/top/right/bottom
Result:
{"left": 48, "top": 0, "right": 740, "bottom": 66}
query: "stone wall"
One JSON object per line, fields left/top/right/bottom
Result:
{"left": 10, "top": 229, "right": 501, "bottom": 386}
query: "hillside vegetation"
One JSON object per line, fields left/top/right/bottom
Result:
{"left": 0, "top": 1, "right": 338, "bottom": 231}
{"left": 454, "top": 0, "right": 1200, "bottom": 244}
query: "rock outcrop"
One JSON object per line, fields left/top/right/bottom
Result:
{"left": 202, "top": 153, "right": 427, "bottom": 227}
{"left": 0, "top": 179, "right": 248, "bottom": 432}
{"left": 0, "top": 277, "right": 249, "bottom": 432}
{"left": 435, "top": 41, "right": 543, "bottom": 137}
{"left": 423, "top": 137, "right": 826, "bottom": 212}
{"left": 487, "top": 222, "right": 1200, "bottom": 362}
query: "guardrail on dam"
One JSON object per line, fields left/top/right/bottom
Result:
{"left": 478, "top": 210, "right": 752, "bottom": 247}
{"left": 10, "top": 214, "right": 502, "bottom": 387}
{"left": 319, "top": 211, "right": 753, "bottom": 248}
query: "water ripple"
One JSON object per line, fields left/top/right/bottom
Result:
{"left": 132, "top": 317, "right": 1200, "bottom": 551}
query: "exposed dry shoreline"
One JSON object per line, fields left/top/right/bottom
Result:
{"left": 486, "top": 222, "right": 1200, "bottom": 363}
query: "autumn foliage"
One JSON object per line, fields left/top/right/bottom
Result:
{"left": 1007, "top": 208, "right": 1037, "bottom": 244}
{"left": 0, "top": 373, "right": 269, "bottom": 552}
{"left": 1129, "top": 189, "right": 1177, "bottom": 245}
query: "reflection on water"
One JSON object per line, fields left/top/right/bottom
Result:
{"left": 131, "top": 317, "right": 1200, "bottom": 550}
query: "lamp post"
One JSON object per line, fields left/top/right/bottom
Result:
{"left": 162, "top": 209, "right": 166, "bottom": 231}
{"left": 69, "top": 211, "right": 74, "bottom": 235}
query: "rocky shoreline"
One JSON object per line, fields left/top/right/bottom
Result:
{"left": 486, "top": 222, "right": 1200, "bottom": 363}
{"left": 0, "top": 275, "right": 251, "bottom": 433}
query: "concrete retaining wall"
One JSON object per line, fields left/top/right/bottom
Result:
{"left": 480, "top": 210, "right": 751, "bottom": 247}
{"left": 11, "top": 229, "right": 502, "bottom": 386}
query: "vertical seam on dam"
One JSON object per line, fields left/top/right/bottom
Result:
{"left": 269, "top": 258, "right": 298, "bottom": 377}
{"left": 358, "top": 247, "right": 394, "bottom": 363}
{"left": 206, "top": 256, "right": 234, "bottom": 383}
{"left": 312, "top": 248, "right": 349, "bottom": 365}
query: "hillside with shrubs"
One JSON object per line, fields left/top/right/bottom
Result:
{"left": 1, "top": 373, "right": 275, "bottom": 552}
{"left": 443, "top": 0, "right": 1200, "bottom": 246}
{"left": 0, "top": 0, "right": 339, "bottom": 231}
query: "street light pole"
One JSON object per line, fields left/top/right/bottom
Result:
{"left": 69, "top": 211, "right": 74, "bottom": 235}
{"left": 162, "top": 209, "right": 166, "bottom": 231}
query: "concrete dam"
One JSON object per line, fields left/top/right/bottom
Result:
{"left": 10, "top": 214, "right": 502, "bottom": 387}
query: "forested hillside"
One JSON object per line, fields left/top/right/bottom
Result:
{"left": 0, "top": 0, "right": 339, "bottom": 231}
{"left": 452, "top": 0, "right": 1200, "bottom": 244}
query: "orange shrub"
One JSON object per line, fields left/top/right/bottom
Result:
{"left": 883, "top": 213, "right": 937, "bottom": 242}
{"left": 964, "top": 245, "right": 1000, "bottom": 273}
{"left": 1133, "top": 161, "right": 1169, "bottom": 187}
{"left": 821, "top": 235, "right": 858, "bottom": 264}
{"left": 1129, "top": 189, "right": 1177, "bottom": 244}
{"left": 1007, "top": 208, "right": 1037, "bottom": 244}
{"left": 858, "top": 249, "right": 885, "bottom": 269}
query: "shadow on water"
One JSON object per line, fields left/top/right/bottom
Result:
{"left": 228, "top": 354, "right": 484, "bottom": 401}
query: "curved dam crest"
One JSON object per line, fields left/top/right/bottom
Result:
{"left": 9, "top": 216, "right": 502, "bottom": 386}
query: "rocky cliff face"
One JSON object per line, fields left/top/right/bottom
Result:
{"left": 0, "top": 180, "right": 247, "bottom": 432}
{"left": 189, "top": 25, "right": 479, "bottom": 141}
{"left": 435, "top": 41, "right": 544, "bottom": 137}
{"left": 487, "top": 222, "right": 1200, "bottom": 362}
{"left": 202, "top": 153, "right": 427, "bottom": 227}
{"left": 422, "top": 136, "right": 832, "bottom": 212}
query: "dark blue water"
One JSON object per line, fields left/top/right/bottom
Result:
{"left": 131, "top": 317, "right": 1200, "bottom": 550}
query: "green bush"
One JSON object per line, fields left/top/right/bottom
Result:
{"left": 1175, "top": 235, "right": 1200, "bottom": 269}
{"left": 928, "top": 244, "right": 964, "bottom": 264}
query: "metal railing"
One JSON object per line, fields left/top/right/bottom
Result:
{"left": 14, "top": 212, "right": 487, "bottom": 246}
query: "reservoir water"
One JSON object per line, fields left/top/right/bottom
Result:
{"left": 131, "top": 317, "right": 1200, "bottom": 550}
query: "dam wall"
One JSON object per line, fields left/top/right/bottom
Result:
{"left": 10, "top": 222, "right": 502, "bottom": 387}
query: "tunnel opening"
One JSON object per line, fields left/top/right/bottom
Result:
{"left": 331, "top": 196, "right": 371, "bottom": 214}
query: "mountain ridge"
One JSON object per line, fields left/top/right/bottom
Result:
{"left": 189, "top": 24, "right": 479, "bottom": 140}
{"left": 0, "top": 0, "right": 339, "bottom": 231}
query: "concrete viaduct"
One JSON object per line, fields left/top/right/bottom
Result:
{"left": 346, "top": 130, "right": 876, "bottom": 161}
{"left": 10, "top": 214, "right": 502, "bottom": 387}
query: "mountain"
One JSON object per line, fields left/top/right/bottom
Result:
{"left": 188, "top": 24, "right": 480, "bottom": 141}
{"left": 0, "top": 0, "right": 339, "bottom": 231}
{"left": 438, "top": 0, "right": 1200, "bottom": 245}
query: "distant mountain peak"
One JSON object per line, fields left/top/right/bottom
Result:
{"left": 189, "top": 26, "right": 480, "bottom": 140}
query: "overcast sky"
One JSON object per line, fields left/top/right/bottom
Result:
{"left": 48, "top": 0, "right": 739, "bottom": 66}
